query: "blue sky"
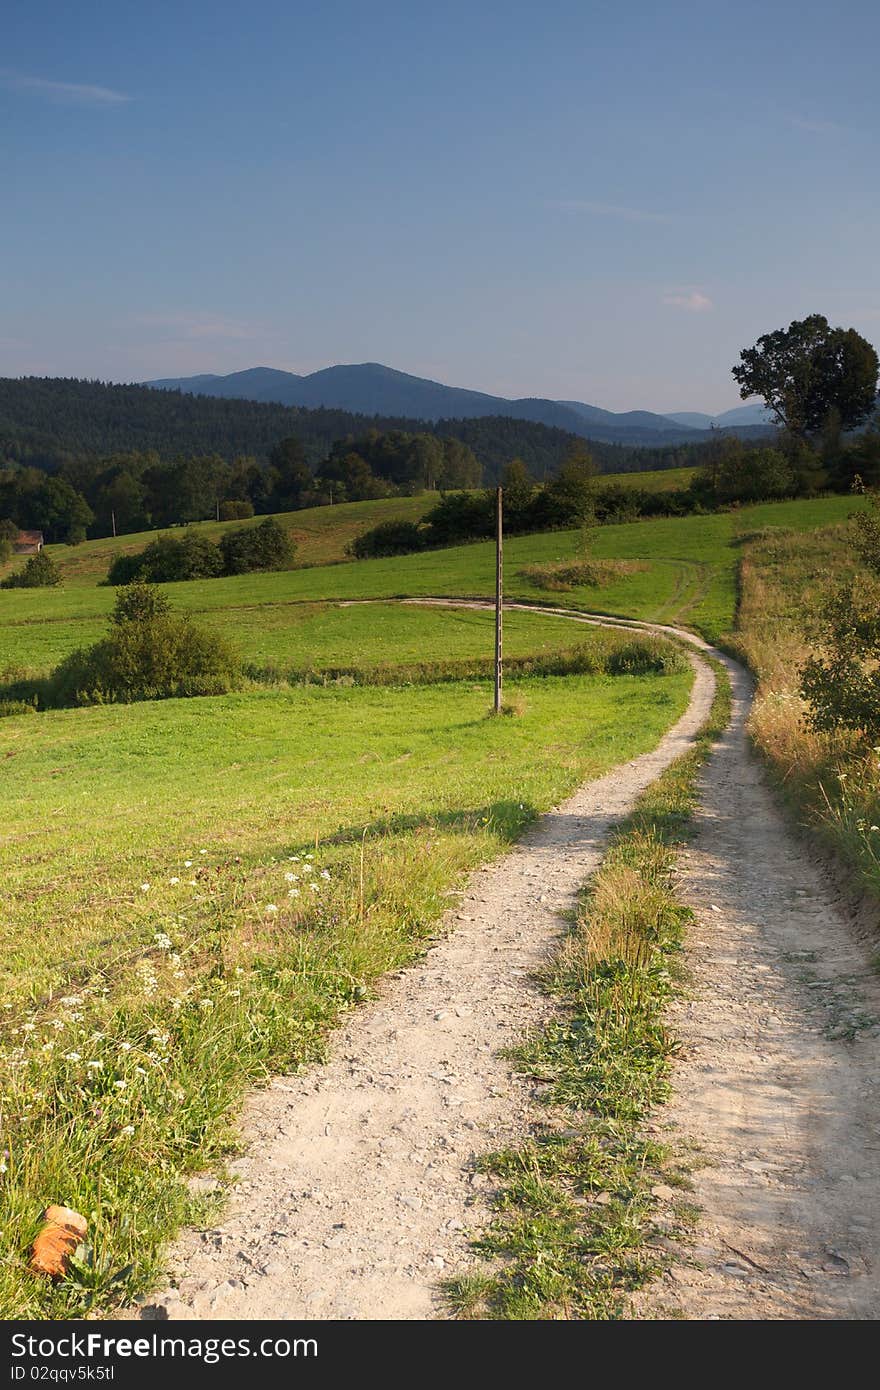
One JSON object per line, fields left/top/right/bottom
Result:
{"left": 2, "top": 0, "right": 877, "bottom": 412}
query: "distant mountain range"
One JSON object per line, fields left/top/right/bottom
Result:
{"left": 146, "top": 363, "right": 773, "bottom": 448}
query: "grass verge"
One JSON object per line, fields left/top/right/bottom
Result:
{"left": 447, "top": 655, "right": 731, "bottom": 1320}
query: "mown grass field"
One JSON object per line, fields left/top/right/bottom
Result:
{"left": 598, "top": 465, "right": 696, "bottom": 492}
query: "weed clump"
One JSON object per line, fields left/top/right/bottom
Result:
{"left": 518, "top": 558, "right": 647, "bottom": 592}
{"left": 606, "top": 639, "right": 689, "bottom": 677}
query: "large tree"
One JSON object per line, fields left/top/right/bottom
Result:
{"left": 732, "top": 314, "right": 878, "bottom": 439}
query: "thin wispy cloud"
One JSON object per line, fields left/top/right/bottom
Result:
{"left": 662, "top": 289, "right": 713, "bottom": 313}
{"left": 136, "top": 313, "right": 264, "bottom": 342}
{"left": 1, "top": 71, "right": 130, "bottom": 105}
{"left": 787, "top": 114, "right": 844, "bottom": 135}
{"left": 548, "top": 199, "right": 674, "bottom": 224}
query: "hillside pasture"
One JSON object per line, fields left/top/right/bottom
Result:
{"left": 1, "top": 468, "right": 695, "bottom": 592}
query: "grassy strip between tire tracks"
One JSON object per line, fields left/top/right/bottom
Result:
{"left": 448, "top": 654, "right": 732, "bottom": 1320}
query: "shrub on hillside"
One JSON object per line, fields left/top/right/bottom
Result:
{"left": 47, "top": 580, "right": 239, "bottom": 706}
{"left": 105, "top": 550, "right": 147, "bottom": 585}
{"left": 349, "top": 520, "right": 427, "bottom": 559}
{"left": 106, "top": 530, "right": 223, "bottom": 584}
{"left": 1, "top": 551, "right": 62, "bottom": 589}
{"left": 219, "top": 517, "right": 295, "bottom": 574}
{"left": 425, "top": 492, "right": 495, "bottom": 545}
{"left": 219, "top": 499, "right": 255, "bottom": 521}
{"left": 105, "top": 518, "right": 295, "bottom": 585}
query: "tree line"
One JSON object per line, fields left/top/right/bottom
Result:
{"left": 352, "top": 420, "right": 880, "bottom": 560}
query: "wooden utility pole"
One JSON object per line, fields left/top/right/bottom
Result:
{"left": 494, "top": 486, "right": 503, "bottom": 714}
{"left": 111, "top": 510, "right": 117, "bottom": 538}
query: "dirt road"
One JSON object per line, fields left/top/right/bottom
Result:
{"left": 144, "top": 604, "right": 880, "bottom": 1321}
{"left": 639, "top": 653, "right": 880, "bottom": 1319}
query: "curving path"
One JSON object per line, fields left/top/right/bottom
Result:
{"left": 143, "top": 601, "right": 880, "bottom": 1321}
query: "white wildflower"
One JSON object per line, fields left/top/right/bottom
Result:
{"left": 64, "top": 1052, "right": 81, "bottom": 1063}
{"left": 140, "top": 883, "right": 151, "bottom": 892}
{"left": 169, "top": 877, "right": 180, "bottom": 886}
{"left": 265, "top": 903, "right": 279, "bottom": 914}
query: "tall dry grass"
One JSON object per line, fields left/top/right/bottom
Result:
{"left": 730, "top": 522, "right": 880, "bottom": 897}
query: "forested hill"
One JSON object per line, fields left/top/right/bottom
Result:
{"left": 0, "top": 377, "right": 703, "bottom": 480}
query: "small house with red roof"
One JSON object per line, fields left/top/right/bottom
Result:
{"left": 13, "top": 530, "right": 44, "bottom": 555}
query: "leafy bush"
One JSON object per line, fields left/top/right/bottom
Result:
{"left": 219, "top": 517, "right": 295, "bottom": 574}
{"left": 105, "top": 518, "right": 295, "bottom": 585}
{"left": 47, "top": 581, "right": 239, "bottom": 706}
{"left": 105, "top": 551, "right": 148, "bottom": 586}
{"left": 106, "top": 530, "right": 223, "bottom": 585}
{"left": 0, "top": 551, "right": 62, "bottom": 589}
{"left": 349, "top": 520, "right": 427, "bottom": 559}
{"left": 800, "top": 493, "right": 880, "bottom": 741}
{"left": 424, "top": 492, "right": 494, "bottom": 545}
{"left": 219, "top": 500, "right": 255, "bottom": 521}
